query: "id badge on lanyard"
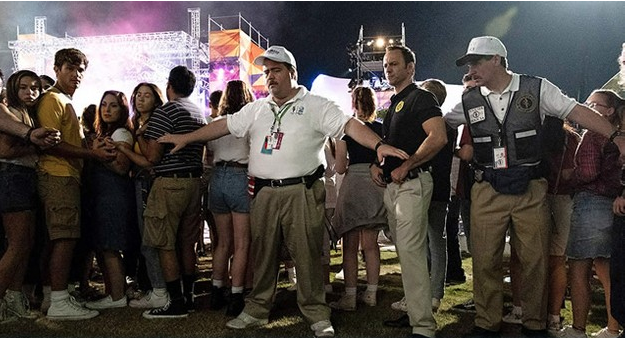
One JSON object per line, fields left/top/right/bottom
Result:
{"left": 261, "top": 103, "right": 291, "bottom": 155}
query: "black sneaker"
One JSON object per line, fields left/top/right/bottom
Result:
{"left": 142, "top": 298, "right": 188, "bottom": 319}
{"left": 184, "top": 294, "right": 195, "bottom": 313}
{"left": 209, "top": 286, "right": 227, "bottom": 310}
{"left": 225, "top": 292, "right": 245, "bottom": 317}
{"left": 452, "top": 299, "right": 476, "bottom": 313}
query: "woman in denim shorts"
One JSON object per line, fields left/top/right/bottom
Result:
{"left": 206, "top": 80, "right": 255, "bottom": 316}
{"left": 0, "top": 70, "right": 42, "bottom": 321}
{"left": 562, "top": 89, "right": 624, "bottom": 338}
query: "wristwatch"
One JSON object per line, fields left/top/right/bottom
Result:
{"left": 609, "top": 130, "right": 625, "bottom": 143}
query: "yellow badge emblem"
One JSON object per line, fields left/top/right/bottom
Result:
{"left": 395, "top": 101, "right": 404, "bottom": 113}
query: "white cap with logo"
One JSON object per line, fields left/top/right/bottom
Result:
{"left": 254, "top": 46, "right": 297, "bottom": 69}
{"left": 456, "top": 36, "right": 507, "bottom": 66}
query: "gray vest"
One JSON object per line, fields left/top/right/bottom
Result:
{"left": 462, "top": 75, "right": 542, "bottom": 167}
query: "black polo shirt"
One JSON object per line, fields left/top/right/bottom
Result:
{"left": 382, "top": 83, "right": 442, "bottom": 177}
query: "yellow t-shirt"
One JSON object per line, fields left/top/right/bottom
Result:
{"left": 36, "top": 87, "right": 84, "bottom": 178}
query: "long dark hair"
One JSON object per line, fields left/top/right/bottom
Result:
{"left": 6, "top": 70, "right": 42, "bottom": 117}
{"left": 218, "top": 80, "right": 255, "bottom": 116}
{"left": 95, "top": 90, "right": 133, "bottom": 137}
{"left": 130, "top": 82, "right": 165, "bottom": 133}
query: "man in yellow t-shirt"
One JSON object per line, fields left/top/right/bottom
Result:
{"left": 36, "top": 48, "right": 115, "bottom": 321}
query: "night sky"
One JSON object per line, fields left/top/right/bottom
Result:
{"left": 0, "top": 1, "right": 623, "bottom": 102}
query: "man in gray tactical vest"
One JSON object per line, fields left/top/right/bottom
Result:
{"left": 445, "top": 36, "right": 625, "bottom": 338}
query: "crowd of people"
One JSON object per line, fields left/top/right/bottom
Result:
{"left": 0, "top": 36, "right": 624, "bottom": 339}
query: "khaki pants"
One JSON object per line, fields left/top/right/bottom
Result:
{"left": 471, "top": 179, "right": 550, "bottom": 331}
{"left": 143, "top": 177, "right": 202, "bottom": 251}
{"left": 243, "top": 180, "right": 330, "bottom": 324}
{"left": 384, "top": 174, "right": 437, "bottom": 337}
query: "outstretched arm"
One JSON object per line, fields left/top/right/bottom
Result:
{"left": 157, "top": 118, "right": 230, "bottom": 154}
{"left": 568, "top": 104, "right": 625, "bottom": 156}
{"left": 343, "top": 117, "right": 409, "bottom": 163}
{"left": 0, "top": 104, "right": 60, "bottom": 147}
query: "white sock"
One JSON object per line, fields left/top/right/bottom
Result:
{"left": 366, "top": 284, "right": 378, "bottom": 292}
{"left": 345, "top": 287, "right": 357, "bottom": 296}
{"left": 231, "top": 286, "right": 244, "bottom": 294}
{"left": 212, "top": 279, "right": 224, "bottom": 288}
{"left": 152, "top": 288, "right": 167, "bottom": 297}
{"left": 50, "top": 290, "right": 69, "bottom": 301}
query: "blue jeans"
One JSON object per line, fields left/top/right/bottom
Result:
{"left": 135, "top": 178, "right": 165, "bottom": 289}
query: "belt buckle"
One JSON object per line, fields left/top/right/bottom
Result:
{"left": 270, "top": 179, "right": 282, "bottom": 188}
{"left": 474, "top": 169, "right": 484, "bottom": 182}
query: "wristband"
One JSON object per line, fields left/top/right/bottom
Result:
{"left": 609, "top": 130, "right": 624, "bottom": 143}
{"left": 374, "top": 140, "right": 385, "bottom": 152}
{"left": 24, "top": 127, "right": 35, "bottom": 145}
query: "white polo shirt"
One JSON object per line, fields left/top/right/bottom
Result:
{"left": 444, "top": 73, "right": 578, "bottom": 128}
{"left": 227, "top": 86, "right": 351, "bottom": 180}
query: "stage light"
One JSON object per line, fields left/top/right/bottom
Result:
{"left": 375, "top": 38, "right": 385, "bottom": 48}
{"left": 367, "top": 40, "right": 374, "bottom": 47}
{"left": 389, "top": 39, "right": 394, "bottom": 44}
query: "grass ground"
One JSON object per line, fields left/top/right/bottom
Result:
{"left": 0, "top": 248, "right": 610, "bottom": 337}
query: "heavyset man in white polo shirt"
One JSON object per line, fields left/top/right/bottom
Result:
{"left": 446, "top": 36, "right": 625, "bottom": 338}
{"left": 158, "top": 45, "right": 408, "bottom": 337}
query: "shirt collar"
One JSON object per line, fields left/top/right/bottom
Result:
{"left": 480, "top": 73, "right": 520, "bottom": 96}
{"left": 391, "top": 83, "right": 418, "bottom": 103}
{"left": 268, "top": 85, "right": 307, "bottom": 108}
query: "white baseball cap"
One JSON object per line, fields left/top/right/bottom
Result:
{"left": 254, "top": 45, "right": 297, "bottom": 69}
{"left": 456, "top": 36, "right": 507, "bottom": 66}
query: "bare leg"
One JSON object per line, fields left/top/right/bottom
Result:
{"left": 568, "top": 259, "right": 593, "bottom": 331}
{"left": 103, "top": 250, "right": 126, "bottom": 301}
{"left": 231, "top": 212, "right": 250, "bottom": 288}
{"left": 548, "top": 255, "right": 567, "bottom": 316}
{"left": 360, "top": 229, "right": 380, "bottom": 286}
{"left": 593, "top": 258, "right": 620, "bottom": 333}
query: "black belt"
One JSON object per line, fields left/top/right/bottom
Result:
{"left": 158, "top": 170, "right": 203, "bottom": 178}
{"left": 215, "top": 161, "right": 248, "bottom": 169}
{"left": 384, "top": 166, "right": 430, "bottom": 184}
{"left": 255, "top": 176, "right": 307, "bottom": 188}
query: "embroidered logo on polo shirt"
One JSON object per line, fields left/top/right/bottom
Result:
{"left": 290, "top": 106, "right": 304, "bottom": 115}
{"left": 395, "top": 101, "right": 404, "bottom": 113}
{"left": 515, "top": 94, "right": 537, "bottom": 113}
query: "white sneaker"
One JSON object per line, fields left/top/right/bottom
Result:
{"left": 358, "top": 290, "right": 377, "bottom": 307}
{"left": 226, "top": 312, "right": 268, "bottom": 329}
{"left": 335, "top": 269, "right": 344, "bottom": 280}
{"left": 85, "top": 295, "right": 127, "bottom": 310}
{"left": 502, "top": 306, "right": 523, "bottom": 324}
{"left": 329, "top": 294, "right": 356, "bottom": 311}
{"left": 592, "top": 327, "right": 620, "bottom": 338}
{"left": 311, "top": 319, "right": 335, "bottom": 338}
{"left": 4, "top": 290, "right": 38, "bottom": 319}
{"left": 431, "top": 298, "right": 441, "bottom": 313}
{"left": 129, "top": 290, "right": 169, "bottom": 308}
{"left": 47, "top": 296, "right": 99, "bottom": 320}
{"left": 547, "top": 317, "right": 563, "bottom": 337}
{"left": 391, "top": 296, "right": 407, "bottom": 312}
{"left": 558, "top": 326, "right": 588, "bottom": 338}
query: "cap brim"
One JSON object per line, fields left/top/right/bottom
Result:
{"left": 253, "top": 56, "right": 266, "bottom": 66}
{"left": 455, "top": 54, "right": 472, "bottom": 67}
{"left": 455, "top": 54, "right": 489, "bottom": 67}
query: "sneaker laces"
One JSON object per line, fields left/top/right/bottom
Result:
{"left": 149, "top": 300, "right": 171, "bottom": 315}
{"left": 68, "top": 295, "right": 91, "bottom": 313}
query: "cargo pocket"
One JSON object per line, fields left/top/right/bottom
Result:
{"left": 143, "top": 192, "right": 170, "bottom": 249}
{"left": 48, "top": 204, "right": 80, "bottom": 233}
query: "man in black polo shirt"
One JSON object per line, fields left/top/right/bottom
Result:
{"left": 371, "top": 45, "right": 447, "bottom": 338}
{"left": 139, "top": 66, "right": 206, "bottom": 318}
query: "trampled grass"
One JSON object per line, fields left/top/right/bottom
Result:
{"left": 0, "top": 248, "right": 610, "bottom": 337}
